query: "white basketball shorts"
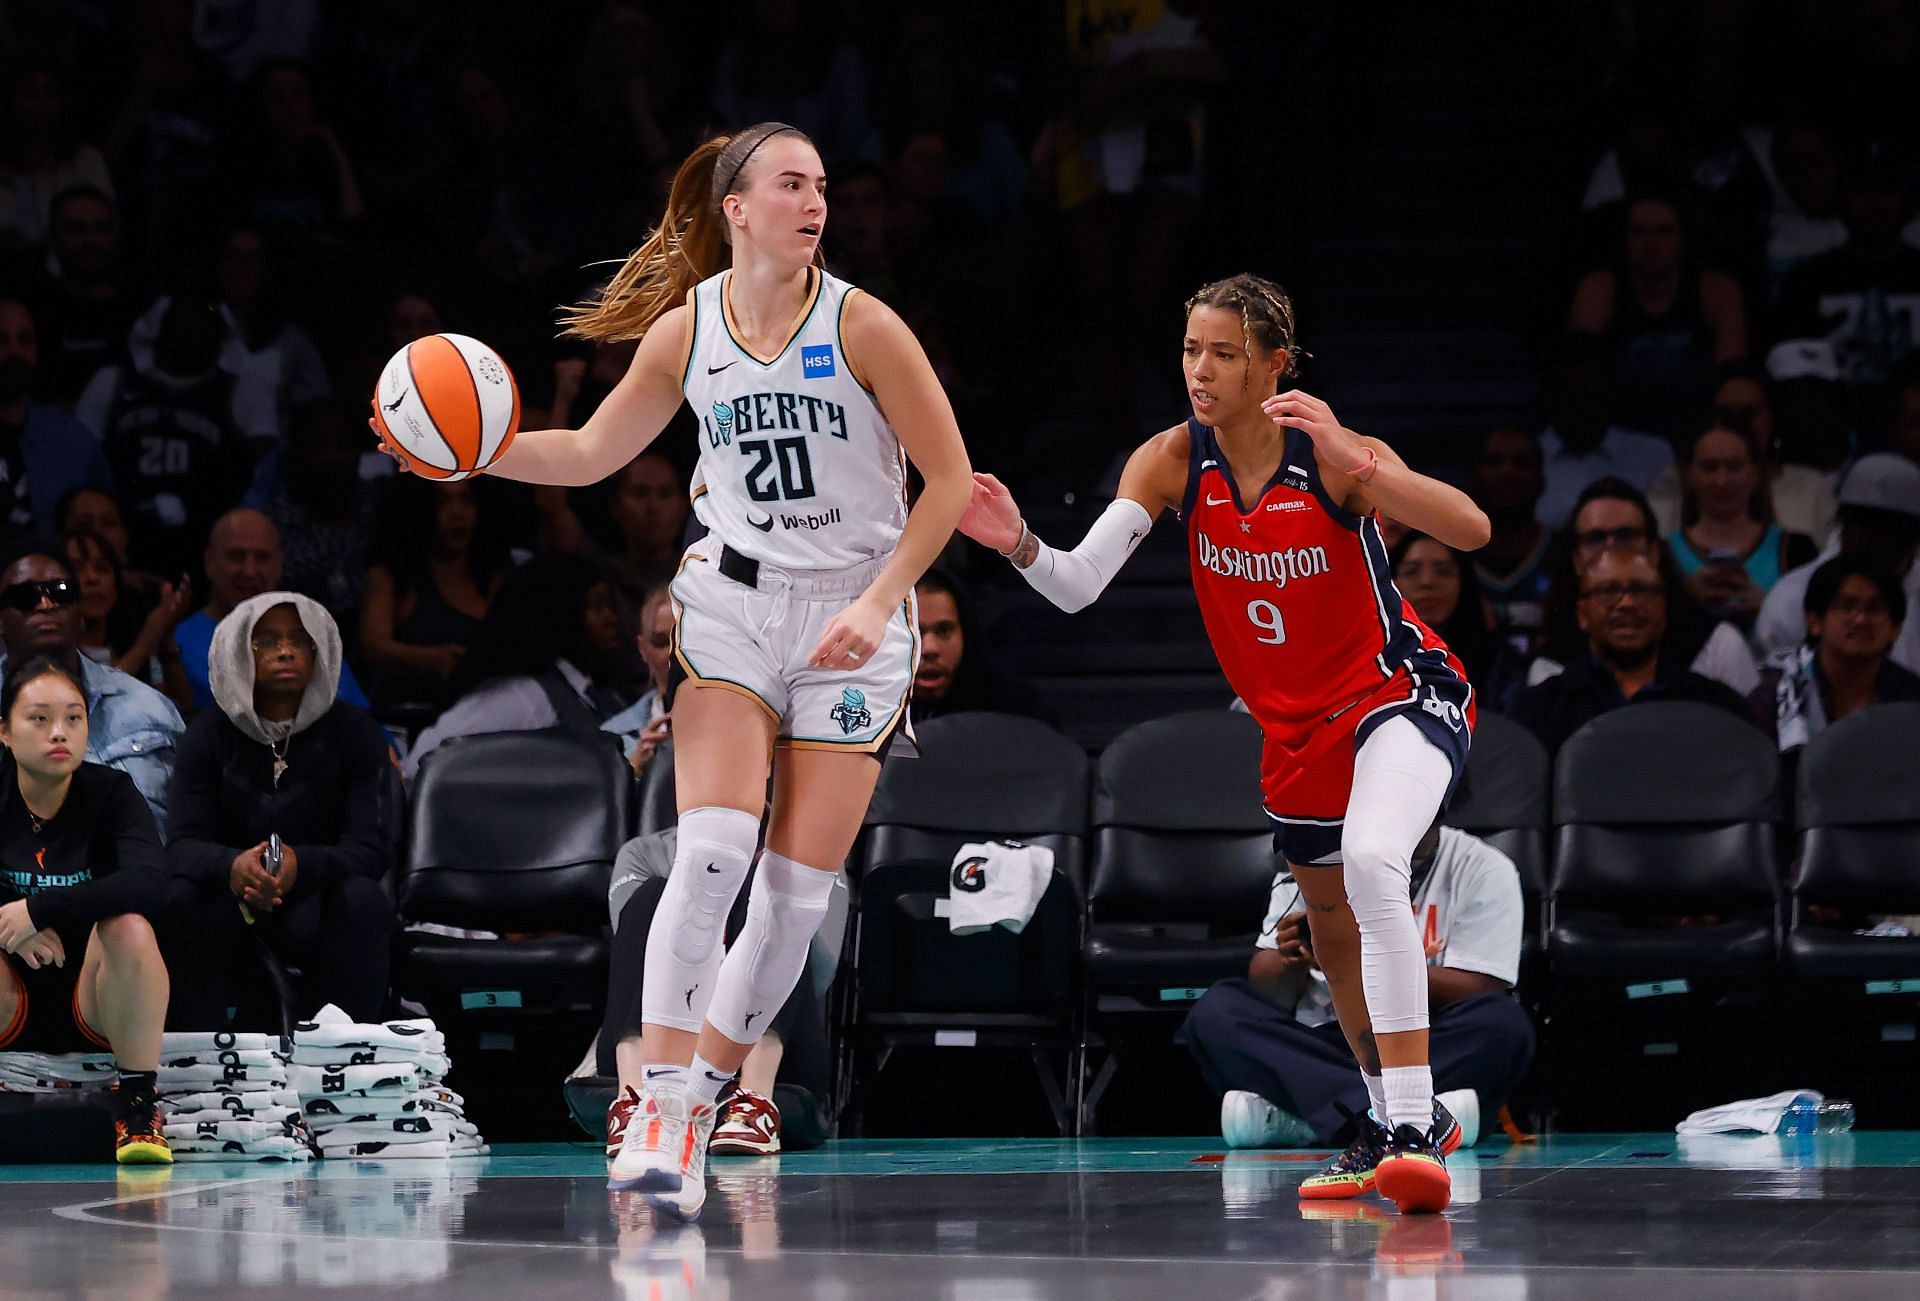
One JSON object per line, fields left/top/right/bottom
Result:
{"left": 667, "top": 538, "right": 918, "bottom": 755}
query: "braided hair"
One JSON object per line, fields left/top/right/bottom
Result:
{"left": 1184, "top": 273, "right": 1309, "bottom": 383}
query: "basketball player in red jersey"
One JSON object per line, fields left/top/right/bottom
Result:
{"left": 960, "top": 274, "right": 1491, "bottom": 1214}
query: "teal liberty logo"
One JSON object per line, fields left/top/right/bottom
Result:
{"left": 829, "top": 687, "right": 871, "bottom": 735}
{"left": 706, "top": 400, "right": 736, "bottom": 447}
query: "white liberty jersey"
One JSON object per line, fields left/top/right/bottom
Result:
{"left": 682, "top": 268, "right": 907, "bottom": 569}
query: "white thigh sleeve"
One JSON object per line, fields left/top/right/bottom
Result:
{"left": 1016, "top": 498, "right": 1155, "bottom": 612}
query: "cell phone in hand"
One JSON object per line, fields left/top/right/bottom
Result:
{"left": 265, "top": 834, "right": 282, "bottom": 878}
{"left": 1296, "top": 914, "right": 1311, "bottom": 949}
{"left": 1705, "top": 548, "right": 1744, "bottom": 569}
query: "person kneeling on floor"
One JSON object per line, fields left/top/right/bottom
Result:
{"left": 1178, "top": 821, "right": 1535, "bottom": 1152}
{"left": 0, "top": 653, "right": 172, "bottom": 1162}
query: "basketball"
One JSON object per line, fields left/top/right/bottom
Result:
{"left": 370, "top": 333, "right": 521, "bottom": 480}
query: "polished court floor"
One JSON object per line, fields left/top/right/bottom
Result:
{"left": 4, "top": 1132, "right": 1918, "bottom": 1297}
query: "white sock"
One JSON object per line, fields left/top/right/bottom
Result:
{"left": 640, "top": 1063, "right": 689, "bottom": 1095}
{"left": 688, "top": 1053, "right": 732, "bottom": 1108}
{"left": 1363, "top": 1071, "right": 1387, "bottom": 1122}
{"left": 1382, "top": 1065, "right": 1433, "bottom": 1132}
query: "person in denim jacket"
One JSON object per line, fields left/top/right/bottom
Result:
{"left": 0, "top": 538, "right": 183, "bottom": 830}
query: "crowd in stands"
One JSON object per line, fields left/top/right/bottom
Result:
{"left": 1, "top": 2, "right": 1919, "bottom": 1151}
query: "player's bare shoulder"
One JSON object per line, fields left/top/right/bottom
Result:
{"left": 1117, "top": 422, "right": 1193, "bottom": 514}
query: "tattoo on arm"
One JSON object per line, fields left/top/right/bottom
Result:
{"left": 1356, "top": 1029, "right": 1382, "bottom": 1076}
{"left": 1009, "top": 527, "right": 1040, "bottom": 570}
{"left": 1308, "top": 900, "right": 1340, "bottom": 913}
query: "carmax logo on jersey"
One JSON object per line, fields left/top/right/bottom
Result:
{"left": 780, "top": 507, "right": 842, "bottom": 531}
{"left": 1196, "top": 533, "right": 1331, "bottom": 588}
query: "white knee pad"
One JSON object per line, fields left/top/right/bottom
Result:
{"left": 705, "top": 851, "right": 836, "bottom": 1047}
{"left": 639, "top": 806, "right": 761, "bottom": 1033}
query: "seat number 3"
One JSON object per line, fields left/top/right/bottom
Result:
{"left": 1246, "top": 599, "right": 1287, "bottom": 645}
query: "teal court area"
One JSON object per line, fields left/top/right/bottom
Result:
{"left": 5, "top": 1133, "right": 1919, "bottom": 1297}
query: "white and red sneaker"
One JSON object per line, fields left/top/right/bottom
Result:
{"left": 606, "top": 1085, "right": 641, "bottom": 1162}
{"left": 609, "top": 1084, "right": 717, "bottom": 1221}
{"left": 710, "top": 1088, "right": 782, "bottom": 1156}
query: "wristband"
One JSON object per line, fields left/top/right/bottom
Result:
{"left": 998, "top": 521, "right": 1032, "bottom": 560}
{"left": 1346, "top": 447, "right": 1380, "bottom": 485}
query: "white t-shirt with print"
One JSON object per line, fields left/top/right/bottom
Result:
{"left": 1255, "top": 827, "right": 1524, "bottom": 1028}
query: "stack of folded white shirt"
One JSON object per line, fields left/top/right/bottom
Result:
{"left": 157, "top": 1032, "right": 316, "bottom": 1162}
{"left": 292, "top": 1005, "right": 487, "bottom": 1158}
{"left": 0, "top": 1050, "right": 117, "bottom": 1093}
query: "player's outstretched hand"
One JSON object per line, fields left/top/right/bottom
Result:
{"left": 811, "top": 593, "right": 889, "bottom": 671}
{"left": 1262, "top": 390, "right": 1370, "bottom": 475}
{"left": 957, "top": 472, "right": 1024, "bottom": 553}
{"left": 366, "top": 417, "right": 413, "bottom": 473}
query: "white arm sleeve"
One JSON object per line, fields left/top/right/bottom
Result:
{"left": 1015, "top": 498, "right": 1155, "bottom": 612}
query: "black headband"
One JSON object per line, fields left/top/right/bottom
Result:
{"left": 721, "top": 125, "right": 799, "bottom": 198}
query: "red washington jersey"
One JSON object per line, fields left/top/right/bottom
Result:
{"left": 1179, "top": 419, "right": 1475, "bottom": 829}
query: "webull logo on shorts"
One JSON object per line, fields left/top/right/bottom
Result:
{"left": 830, "top": 687, "right": 872, "bottom": 735}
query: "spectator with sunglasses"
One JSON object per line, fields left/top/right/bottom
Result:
{"left": 0, "top": 538, "right": 183, "bottom": 827}
{"left": 1510, "top": 548, "right": 1755, "bottom": 755}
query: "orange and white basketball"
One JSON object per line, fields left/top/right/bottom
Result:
{"left": 370, "top": 333, "right": 520, "bottom": 480}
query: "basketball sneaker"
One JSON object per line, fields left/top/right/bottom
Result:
{"left": 1373, "top": 1123, "right": 1451, "bottom": 1215}
{"left": 1297, "top": 1101, "right": 1461, "bottom": 1201}
{"left": 607, "top": 1085, "right": 641, "bottom": 1162}
{"left": 113, "top": 1087, "right": 172, "bottom": 1166}
{"left": 610, "top": 1085, "right": 716, "bottom": 1220}
{"left": 1221, "top": 1090, "right": 1317, "bottom": 1149}
{"left": 710, "top": 1088, "right": 782, "bottom": 1156}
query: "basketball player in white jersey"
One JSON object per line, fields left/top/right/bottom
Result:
{"left": 419, "top": 123, "right": 971, "bottom": 1217}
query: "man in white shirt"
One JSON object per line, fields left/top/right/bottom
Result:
{"left": 1178, "top": 823, "right": 1534, "bottom": 1149}
{"left": 1536, "top": 333, "right": 1675, "bottom": 528}
{"left": 1753, "top": 453, "right": 1920, "bottom": 672}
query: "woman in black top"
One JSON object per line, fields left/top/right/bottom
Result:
{"left": 0, "top": 653, "right": 171, "bottom": 1163}
{"left": 161, "top": 592, "right": 397, "bottom": 1027}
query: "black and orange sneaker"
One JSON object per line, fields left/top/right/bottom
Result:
{"left": 1299, "top": 1100, "right": 1460, "bottom": 1202}
{"left": 1374, "top": 1123, "right": 1450, "bottom": 1214}
{"left": 1299, "top": 1111, "right": 1391, "bottom": 1200}
{"left": 113, "top": 1091, "right": 172, "bottom": 1166}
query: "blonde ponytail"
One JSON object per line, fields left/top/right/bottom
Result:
{"left": 560, "top": 122, "right": 817, "bottom": 343}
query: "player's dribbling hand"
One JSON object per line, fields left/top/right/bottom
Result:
{"left": 811, "top": 593, "right": 889, "bottom": 670}
{"left": 1262, "top": 391, "right": 1370, "bottom": 477}
{"left": 957, "top": 472, "right": 1024, "bottom": 553}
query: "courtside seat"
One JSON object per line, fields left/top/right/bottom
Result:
{"left": 843, "top": 712, "right": 1090, "bottom": 1136}
{"left": 394, "top": 729, "right": 632, "bottom": 1131}
{"left": 1785, "top": 704, "right": 1920, "bottom": 1105}
{"left": 1545, "top": 702, "right": 1781, "bottom": 1126}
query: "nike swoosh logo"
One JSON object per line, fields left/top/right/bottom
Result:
{"left": 707, "top": 361, "right": 738, "bottom": 375}
{"left": 646, "top": 1067, "right": 675, "bottom": 1079}
{"left": 704, "top": 862, "right": 720, "bottom": 873}
{"left": 743, "top": 1011, "right": 760, "bottom": 1030}
{"left": 1206, "top": 495, "right": 1231, "bottom": 506}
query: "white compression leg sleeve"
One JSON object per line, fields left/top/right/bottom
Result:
{"left": 1014, "top": 497, "right": 1154, "bottom": 612}
{"left": 1341, "top": 715, "right": 1454, "bottom": 1037}
{"left": 705, "top": 851, "right": 837, "bottom": 1047}
{"left": 639, "top": 806, "right": 762, "bottom": 1033}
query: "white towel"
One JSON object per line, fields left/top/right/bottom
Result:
{"left": 170, "top": 1134, "right": 313, "bottom": 1160}
{"left": 160, "top": 1032, "right": 283, "bottom": 1055}
{"left": 1677, "top": 1090, "right": 1819, "bottom": 1136}
{"left": 166, "top": 1106, "right": 306, "bottom": 1129}
{"left": 308, "top": 1115, "right": 446, "bottom": 1142}
{"left": 160, "top": 1049, "right": 287, "bottom": 1070}
{"left": 318, "top": 1138, "right": 453, "bottom": 1159}
{"left": 302, "top": 1095, "right": 463, "bottom": 1123}
{"left": 0, "top": 1052, "right": 117, "bottom": 1089}
{"left": 295, "top": 1005, "right": 446, "bottom": 1055}
{"left": 155, "top": 1062, "right": 289, "bottom": 1088}
{"left": 163, "top": 1118, "right": 307, "bottom": 1144}
{"left": 290, "top": 1062, "right": 420, "bottom": 1097}
{"left": 291, "top": 1047, "right": 452, "bottom": 1079}
{"left": 161, "top": 1089, "right": 302, "bottom": 1115}
{"left": 947, "top": 840, "right": 1054, "bottom": 936}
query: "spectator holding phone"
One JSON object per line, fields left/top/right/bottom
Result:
{"left": 1667, "top": 416, "right": 1816, "bottom": 629}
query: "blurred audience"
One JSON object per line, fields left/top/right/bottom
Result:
{"left": 0, "top": 537, "right": 184, "bottom": 824}
{"left": 1536, "top": 332, "right": 1675, "bottom": 528}
{"left": 1754, "top": 454, "right": 1920, "bottom": 673}
{"left": 0, "top": 296, "right": 113, "bottom": 537}
{"left": 598, "top": 581, "right": 674, "bottom": 780}
{"left": 1754, "top": 555, "right": 1919, "bottom": 753}
{"left": 1569, "top": 193, "right": 1747, "bottom": 442}
{"left": 64, "top": 527, "right": 191, "bottom": 709}
{"left": 29, "top": 185, "right": 135, "bottom": 407}
{"left": 0, "top": 65, "right": 114, "bottom": 253}
{"left": 360, "top": 477, "right": 511, "bottom": 717}
{"left": 243, "top": 399, "right": 373, "bottom": 613}
{"left": 910, "top": 568, "right": 1054, "bottom": 725}
{"left": 1665, "top": 417, "right": 1816, "bottom": 628}
{"left": 161, "top": 593, "right": 395, "bottom": 1027}
{"left": 1390, "top": 532, "right": 1516, "bottom": 709}
{"left": 1511, "top": 549, "right": 1756, "bottom": 755}
{"left": 1467, "top": 427, "right": 1553, "bottom": 658}
{"left": 402, "top": 553, "right": 629, "bottom": 779}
